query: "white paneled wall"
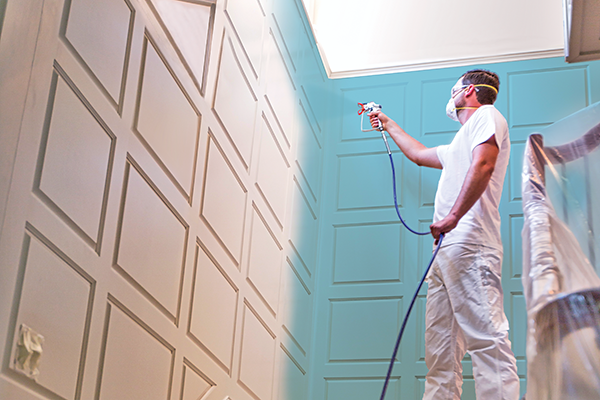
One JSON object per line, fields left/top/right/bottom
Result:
{"left": 0, "top": 1, "right": 329, "bottom": 400}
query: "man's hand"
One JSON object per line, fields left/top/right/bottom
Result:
{"left": 368, "top": 110, "right": 390, "bottom": 131}
{"left": 430, "top": 214, "right": 459, "bottom": 244}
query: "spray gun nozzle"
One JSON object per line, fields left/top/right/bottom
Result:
{"left": 358, "top": 102, "right": 382, "bottom": 115}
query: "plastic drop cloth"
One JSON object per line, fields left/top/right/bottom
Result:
{"left": 522, "top": 101, "right": 600, "bottom": 400}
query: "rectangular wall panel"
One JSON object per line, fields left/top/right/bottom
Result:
{"left": 135, "top": 37, "right": 200, "bottom": 197}
{"left": 247, "top": 206, "right": 283, "bottom": 315}
{"left": 97, "top": 299, "right": 173, "bottom": 400}
{"left": 509, "top": 141, "right": 525, "bottom": 202}
{"left": 115, "top": 160, "right": 188, "bottom": 319}
{"left": 326, "top": 378, "right": 400, "bottom": 400}
{"left": 328, "top": 298, "right": 401, "bottom": 362}
{"left": 11, "top": 227, "right": 93, "bottom": 399}
{"left": 337, "top": 153, "right": 399, "bottom": 211}
{"left": 271, "top": 0, "right": 309, "bottom": 72}
{"left": 150, "top": 0, "right": 214, "bottom": 94}
{"left": 238, "top": 303, "right": 276, "bottom": 400}
{"left": 278, "top": 346, "right": 307, "bottom": 400}
{"left": 189, "top": 243, "right": 238, "bottom": 373}
{"left": 296, "top": 100, "right": 321, "bottom": 202}
{"left": 300, "top": 52, "right": 327, "bottom": 125}
{"left": 36, "top": 69, "right": 115, "bottom": 247}
{"left": 281, "top": 259, "right": 311, "bottom": 355}
{"left": 264, "top": 33, "right": 296, "bottom": 149}
{"left": 418, "top": 166, "right": 441, "bottom": 207}
{"left": 180, "top": 359, "right": 215, "bottom": 400}
{"left": 200, "top": 135, "right": 248, "bottom": 266}
{"left": 289, "top": 179, "right": 317, "bottom": 276}
{"left": 333, "top": 222, "right": 403, "bottom": 284}
{"left": 256, "top": 113, "right": 290, "bottom": 230}
{"left": 510, "top": 215, "right": 524, "bottom": 278}
{"left": 510, "top": 293, "right": 527, "bottom": 360}
{"left": 63, "top": 0, "right": 133, "bottom": 105}
{"left": 225, "top": 0, "right": 264, "bottom": 78}
{"left": 213, "top": 35, "right": 258, "bottom": 169}
{"left": 508, "top": 68, "right": 588, "bottom": 127}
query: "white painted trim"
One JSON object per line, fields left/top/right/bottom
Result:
{"left": 323, "top": 49, "right": 565, "bottom": 80}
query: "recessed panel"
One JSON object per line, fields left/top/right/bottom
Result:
{"left": 278, "top": 347, "right": 307, "bottom": 400}
{"left": 509, "top": 68, "right": 587, "bottom": 128}
{"left": 281, "top": 259, "right": 311, "bottom": 353}
{"left": 136, "top": 38, "right": 200, "bottom": 196}
{"left": 200, "top": 136, "right": 247, "bottom": 265}
{"left": 337, "top": 153, "right": 399, "bottom": 211}
{"left": 247, "top": 207, "right": 283, "bottom": 314}
{"left": 98, "top": 302, "right": 172, "bottom": 400}
{"left": 150, "top": 0, "right": 213, "bottom": 92}
{"left": 509, "top": 142, "right": 525, "bottom": 201}
{"left": 329, "top": 298, "right": 401, "bottom": 361}
{"left": 326, "top": 378, "right": 399, "bottom": 400}
{"left": 341, "top": 84, "right": 406, "bottom": 141}
{"left": 213, "top": 37, "right": 257, "bottom": 168}
{"left": 510, "top": 215, "right": 524, "bottom": 278}
{"left": 238, "top": 304, "right": 276, "bottom": 400}
{"left": 181, "top": 361, "right": 214, "bottom": 400}
{"left": 510, "top": 293, "right": 527, "bottom": 359}
{"left": 13, "top": 231, "right": 92, "bottom": 398}
{"left": 64, "top": 0, "right": 132, "bottom": 103}
{"left": 289, "top": 181, "right": 317, "bottom": 276}
{"left": 38, "top": 73, "right": 114, "bottom": 243}
{"left": 116, "top": 163, "right": 187, "bottom": 317}
{"left": 296, "top": 101, "right": 321, "bottom": 201}
{"left": 265, "top": 33, "right": 296, "bottom": 148}
{"left": 225, "top": 0, "right": 264, "bottom": 77}
{"left": 421, "top": 79, "right": 462, "bottom": 135}
{"left": 300, "top": 54, "right": 326, "bottom": 126}
{"left": 333, "top": 223, "right": 402, "bottom": 284}
{"left": 256, "top": 115, "right": 290, "bottom": 228}
{"left": 415, "top": 295, "right": 427, "bottom": 362}
{"left": 271, "top": 0, "right": 306, "bottom": 71}
{"left": 189, "top": 244, "right": 238, "bottom": 372}
{"left": 419, "top": 167, "right": 441, "bottom": 207}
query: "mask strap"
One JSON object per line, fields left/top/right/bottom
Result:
{"left": 473, "top": 84, "right": 498, "bottom": 93}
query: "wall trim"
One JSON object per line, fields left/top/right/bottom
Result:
{"left": 323, "top": 48, "right": 566, "bottom": 80}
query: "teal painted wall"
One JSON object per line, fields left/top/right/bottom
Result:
{"left": 309, "top": 57, "right": 600, "bottom": 400}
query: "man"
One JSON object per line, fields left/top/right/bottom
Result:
{"left": 370, "top": 69, "right": 519, "bottom": 400}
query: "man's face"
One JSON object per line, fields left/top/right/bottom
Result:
{"left": 450, "top": 78, "right": 468, "bottom": 108}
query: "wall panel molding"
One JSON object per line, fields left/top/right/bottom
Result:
{"left": 134, "top": 33, "right": 201, "bottom": 202}
{"left": 61, "top": 0, "right": 135, "bottom": 112}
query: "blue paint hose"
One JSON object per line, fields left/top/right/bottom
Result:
{"left": 379, "top": 130, "right": 445, "bottom": 400}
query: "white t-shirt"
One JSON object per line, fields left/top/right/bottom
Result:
{"left": 434, "top": 105, "right": 510, "bottom": 251}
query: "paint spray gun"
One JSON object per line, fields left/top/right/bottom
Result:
{"left": 358, "top": 102, "right": 392, "bottom": 154}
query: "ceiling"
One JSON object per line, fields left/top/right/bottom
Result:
{"left": 301, "top": 0, "right": 569, "bottom": 79}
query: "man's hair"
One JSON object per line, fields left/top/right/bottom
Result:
{"left": 461, "top": 69, "right": 499, "bottom": 105}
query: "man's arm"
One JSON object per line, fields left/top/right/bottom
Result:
{"left": 429, "top": 135, "right": 499, "bottom": 240}
{"left": 370, "top": 111, "right": 442, "bottom": 169}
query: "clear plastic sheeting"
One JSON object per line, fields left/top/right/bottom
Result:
{"left": 522, "top": 101, "right": 600, "bottom": 400}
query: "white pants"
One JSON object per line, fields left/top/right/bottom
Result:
{"left": 423, "top": 243, "right": 520, "bottom": 400}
